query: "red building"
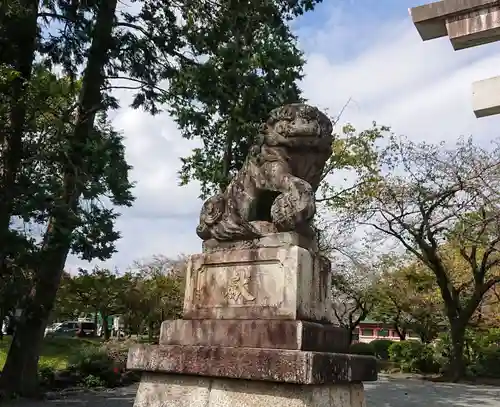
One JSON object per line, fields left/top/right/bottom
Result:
{"left": 354, "top": 319, "right": 420, "bottom": 343}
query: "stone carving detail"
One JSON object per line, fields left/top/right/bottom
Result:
{"left": 224, "top": 270, "right": 256, "bottom": 304}
{"left": 196, "top": 103, "right": 333, "bottom": 242}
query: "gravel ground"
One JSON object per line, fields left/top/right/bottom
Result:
{"left": 4, "top": 376, "right": 500, "bottom": 406}
{"left": 365, "top": 376, "right": 500, "bottom": 407}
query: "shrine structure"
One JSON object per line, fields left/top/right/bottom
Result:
{"left": 409, "top": 0, "right": 500, "bottom": 118}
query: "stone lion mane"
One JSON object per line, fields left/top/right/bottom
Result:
{"left": 196, "top": 103, "right": 334, "bottom": 242}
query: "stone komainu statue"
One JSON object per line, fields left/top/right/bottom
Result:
{"left": 196, "top": 103, "right": 334, "bottom": 242}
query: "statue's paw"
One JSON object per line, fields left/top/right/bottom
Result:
{"left": 270, "top": 194, "right": 297, "bottom": 231}
{"left": 200, "top": 194, "right": 225, "bottom": 225}
{"left": 271, "top": 192, "right": 316, "bottom": 232}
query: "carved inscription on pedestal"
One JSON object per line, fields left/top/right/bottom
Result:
{"left": 183, "top": 248, "right": 291, "bottom": 319}
{"left": 192, "top": 264, "right": 265, "bottom": 309}
{"left": 224, "top": 270, "right": 256, "bottom": 304}
{"left": 183, "top": 246, "right": 333, "bottom": 321}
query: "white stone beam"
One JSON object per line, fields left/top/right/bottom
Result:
{"left": 472, "top": 75, "right": 500, "bottom": 118}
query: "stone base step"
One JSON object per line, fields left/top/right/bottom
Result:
{"left": 127, "top": 344, "right": 377, "bottom": 385}
{"left": 133, "top": 373, "right": 367, "bottom": 407}
{"left": 160, "top": 319, "right": 350, "bottom": 353}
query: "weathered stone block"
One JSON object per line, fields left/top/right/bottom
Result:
{"left": 160, "top": 319, "right": 350, "bottom": 353}
{"left": 409, "top": 0, "right": 499, "bottom": 40}
{"left": 183, "top": 243, "right": 333, "bottom": 322}
{"left": 133, "top": 373, "right": 367, "bottom": 407}
{"left": 127, "top": 344, "right": 378, "bottom": 384}
{"left": 446, "top": 4, "right": 500, "bottom": 49}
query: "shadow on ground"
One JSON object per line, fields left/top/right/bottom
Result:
{"left": 4, "top": 376, "right": 500, "bottom": 406}
{"left": 366, "top": 376, "right": 500, "bottom": 407}
{"left": 4, "top": 386, "right": 137, "bottom": 407}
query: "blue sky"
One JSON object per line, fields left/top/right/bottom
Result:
{"left": 65, "top": 0, "right": 500, "bottom": 272}
{"left": 298, "top": 0, "right": 424, "bottom": 27}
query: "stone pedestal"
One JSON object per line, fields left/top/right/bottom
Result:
{"left": 409, "top": 0, "right": 500, "bottom": 119}
{"left": 127, "top": 232, "right": 377, "bottom": 407}
{"left": 133, "top": 374, "right": 366, "bottom": 407}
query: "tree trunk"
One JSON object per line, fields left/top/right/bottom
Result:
{"left": 349, "top": 327, "right": 355, "bottom": 344}
{"left": 102, "top": 315, "right": 110, "bottom": 341}
{"left": 1, "top": 317, "right": 46, "bottom": 395}
{"left": 448, "top": 323, "right": 467, "bottom": 381}
{"left": 0, "top": 0, "right": 118, "bottom": 395}
{"left": 0, "top": 240, "right": 69, "bottom": 396}
{"left": 441, "top": 285, "right": 479, "bottom": 382}
{"left": 220, "top": 131, "right": 234, "bottom": 190}
{"left": 148, "top": 321, "right": 154, "bottom": 343}
{"left": 393, "top": 323, "right": 406, "bottom": 340}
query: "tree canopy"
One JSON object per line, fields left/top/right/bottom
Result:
{"left": 0, "top": 0, "right": 326, "bottom": 394}
{"left": 170, "top": 0, "right": 324, "bottom": 196}
{"left": 331, "top": 135, "right": 500, "bottom": 379}
{"left": 372, "top": 254, "right": 444, "bottom": 343}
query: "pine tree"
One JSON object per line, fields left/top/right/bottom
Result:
{"left": 0, "top": 0, "right": 182, "bottom": 394}
{"left": 170, "top": 0, "right": 324, "bottom": 197}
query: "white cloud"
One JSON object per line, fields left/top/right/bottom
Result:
{"left": 112, "top": 106, "right": 202, "bottom": 218}
{"left": 67, "top": 91, "right": 204, "bottom": 272}
{"left": 67, "top": 3, "right": 500, "bottom": 272}
{"left": 298, "top": 4, "right": 500, "bottom": 143}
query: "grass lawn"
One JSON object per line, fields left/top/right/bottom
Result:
{"left": 0, "top": 336, "right": 100, "bottom": 371}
